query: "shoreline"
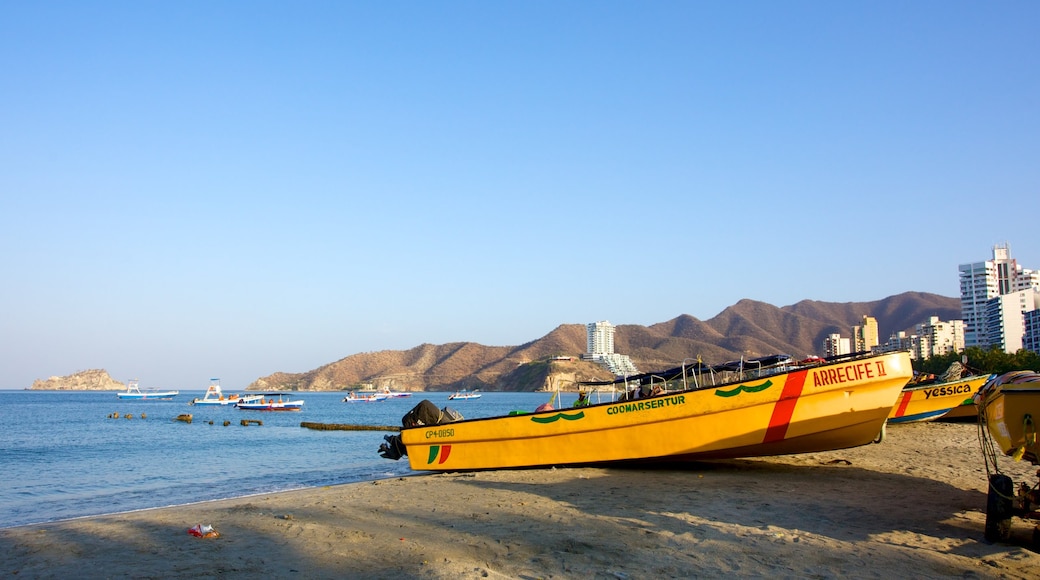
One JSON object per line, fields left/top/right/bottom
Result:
{"left": 4, "top": 422, "right": 1040, "bottom": 578}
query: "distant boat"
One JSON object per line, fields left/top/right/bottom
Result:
{"left": 448, "top": 389, "right": 481, "bottom": 400}
{"left": 190, "top": 378, "right": 263, "bottom": 406}
{"left": 235, "top": 393, "right": 304, "bottom": 411}
{"left": 343, "top": 391, "right": 388, "bottom": 403}
{"left": 116, "top": 379, "right": 178, "bottom": 400}
{"left": 379, "top": 351, "right": 913, "bottom": 471}
{"left": 380, "top": 386, "right": 412, "bottom": 399}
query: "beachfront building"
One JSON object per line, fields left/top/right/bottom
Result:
{"left": 583, "top": 320, "right": 639, "bottom": 376}
{"left": 824, "top": 334, "right": 850, "bottom": 358}
{"left": 959, "top": 243, "right": 1039, "bottom": 349}
{"left": 852, "top": 315, "right": 879, "bottom": 352}
{"left": 983, "top": 290, "right": 1040, "bottom": 354}
{"left": 912, "top": 316, "right": 965, "bottom": 360}
{"left": 1025, "top": 310, "right": 1040, "bottom": 355}
{"left": 877, "top": 331, "right": 914, "bottom": 356}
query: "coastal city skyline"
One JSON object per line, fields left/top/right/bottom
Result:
{"left": 2, "top": 3, "right": 1037, "bottom": 390}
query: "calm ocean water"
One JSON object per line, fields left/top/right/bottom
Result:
{"left": 0, "top": 390, "right": 554, "bottom": 528}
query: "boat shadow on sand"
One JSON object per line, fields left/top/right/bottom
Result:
{"left": 2, "top": 459, "right": 1039, "bottom": 578}
{"left": 429, "top": 459, "right": 1040, "bottom": 572}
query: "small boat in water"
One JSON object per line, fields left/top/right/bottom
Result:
{"left": 190, "top": 378, "right": 263, "bottom": 406}
{"left": 380, "top": 386, "right": 412, "bottom": 398}
{"left": 116, "top": 379, "right": 178, "bottom": 400}
{"left": 343, "top": 391, "right": 388, "bottom": 403}
{"left": 888, "top": 364, "right": 990, "bottom": 424}
{"left": 975, "top": 371, "right": 1040, "bottom": 543}
{"left": 448, "top": 389, "right": 481, "bottom": 400}
{"left": 236, "top": 393, "right": 304, "bottom": 411}
{"left": 378, "top": 351, "right": 913, "bottom": 471}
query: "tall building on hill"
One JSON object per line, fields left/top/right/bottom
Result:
{"left": 852, "top": 315, "right": 879, "bottom": 352}
{"left": 586, "top": 321, "right": 615, "bottom": 356}
{"left": 583, "top": 320, "right": 639, "bottom": 376}
{"left": 959, "top": 243, "right": 1039, "bottom": 349}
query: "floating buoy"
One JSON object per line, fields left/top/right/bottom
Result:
{"left": 175, "top": 414, "right": 193, "bottom": 424}
{"left": 223, "top": 420, "right": 230, "bottom": 427}
{"left": 111, "top": 412, "right": 120, "bottom": 419}
{"left": 140, "top": 413, "right": 146, "bottom": 419}
{"left": 125, "top": 414, "right": 133, "bottom": 420}
{"left": 240, "top": 419, "right": 262, "bottom": 427}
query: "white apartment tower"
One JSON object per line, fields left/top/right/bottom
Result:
{"left": 584, "top": 320, "right": 639, "bottom": 376}
{"left": 984, "top": 290, "right": 1040, "bottom": 353}
{"left": 586, "top": 320, "right": 615, "bottom": 356}
{"left": 824, "top": 334, "right": 850, "bottom": 357}
{"left": 959, "top": 243, "right": 1039, "bottom": 348}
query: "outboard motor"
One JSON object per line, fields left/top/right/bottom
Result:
{"left": 378, "top": 399, "right": 464, "bottom": 461}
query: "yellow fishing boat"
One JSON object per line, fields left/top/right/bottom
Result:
{"left": 378, "top": 351, "right": 913, "bottom": 471}
{"left": 888, "top": 373, "right": 990, "bottom": 424}
{"left": 975, "top": 371, "right": 1040, "bottom": 543}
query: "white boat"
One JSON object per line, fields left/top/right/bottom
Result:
{"left": 343, "top": 391, "right": 388, "bottom": 403}
{"left": 448, "top": 389, "right": 481, "bottom": 400}
{"left": 116, "top": 379, "right": 178, "bottom": 400}
{"left": 236, "top": 393, "right": 304, "bottom": 411}
{"left": 380, "top": 386, "right": 412, "bottom": 399}
{"left": 190, "top": 378, "right": 263, "bottom": 406}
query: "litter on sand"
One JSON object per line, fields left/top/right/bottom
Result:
{"left": 187, "top": 524, "right": 220, "bottom": 538}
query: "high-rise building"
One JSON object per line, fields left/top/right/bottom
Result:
{"left": 824, "top": 334, "right": 850, "bottom": 357}
{"left": 959, "top": 243, "right": 1038, "bottom": 348}
{"left": 852, "top": 315, "right": 879, "bottom": 352}
{"left": 584, "top": 320, "right": 639, "bottom": 376}
{"left": 1025, "top": 310, "right": 1040, "bottom": 355}
{"left": 913, "top": 316, "right": 965, "bottom": 360}
{"left": 984, "top": 290, "right": 1040, "bottom": 353}
{"left": 586, "top": 321, "right": 615, "bottom": 356}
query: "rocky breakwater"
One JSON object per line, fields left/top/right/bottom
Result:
{"left": 30, "top": 369, "right": 125, "bottom": 391}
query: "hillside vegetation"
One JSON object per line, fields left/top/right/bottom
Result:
{"left": 248, "top": 292, "right": 960, "bottom": 393}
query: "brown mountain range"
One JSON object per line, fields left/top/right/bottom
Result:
{"left": 246, "top": 291, "right": 960, "bottom": 393}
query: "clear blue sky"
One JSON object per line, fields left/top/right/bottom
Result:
{"left": 2, "top": 2, "right": 1037, "bottom": 390}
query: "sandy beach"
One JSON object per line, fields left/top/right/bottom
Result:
{"left": 3, "top": 421, "right": 1040, "bottom": 579}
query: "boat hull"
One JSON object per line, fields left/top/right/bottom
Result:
{"left": 236, "top": 402, "right": 303, "bottom": 411}
{"left": 888, "top": 375, "right": 989, "bottom": 424}
{"left": 977, "top": 371, "right": 1040, "bottom": 463}
{"left": 401, "top": 351, "right": 913, "bottom": 471}
{"left": 116, "top": 391, "right": 178, "bottom": 400}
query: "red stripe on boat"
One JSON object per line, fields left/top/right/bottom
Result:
{"left": 763, "top": 370, "right": 807, "bottom": 443}
{"left": 439, "top": 445, "right": 452, "bottom": 464}
{"left": 893, "top": 391, "right": 912, "bottom": 417}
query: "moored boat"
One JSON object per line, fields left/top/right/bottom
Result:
{"left": 975, "top": 370, "right": 1040, "bottom": 543}
{"left": 190, "top": 378, "right": 263, "bottom": 406}
{"left": 343, "top": 391, "right": 388, "bottom": 403}
{"left": 448, "top": 389, "right": 481, "bottom": 400}
{"left": 235, "top": 393, "right": 304, "bottom": 411}
{"left": 888, "top": 367, "right": 990, "bottom": 424}
{"left": 976, "top": 371, "right": 1040, "bottom": 463}
{"left": 116, "top": 379, "right": 179, "bottom": 400}
{"left": 380, "top": 386, "right": 412, "bottom": 398}
{"left": 378, "top": 351, "right": 913, "bottom": 471}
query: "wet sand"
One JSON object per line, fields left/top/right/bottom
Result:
{"left": 3, "top": 422, "right": 1040, "bottom": 579}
